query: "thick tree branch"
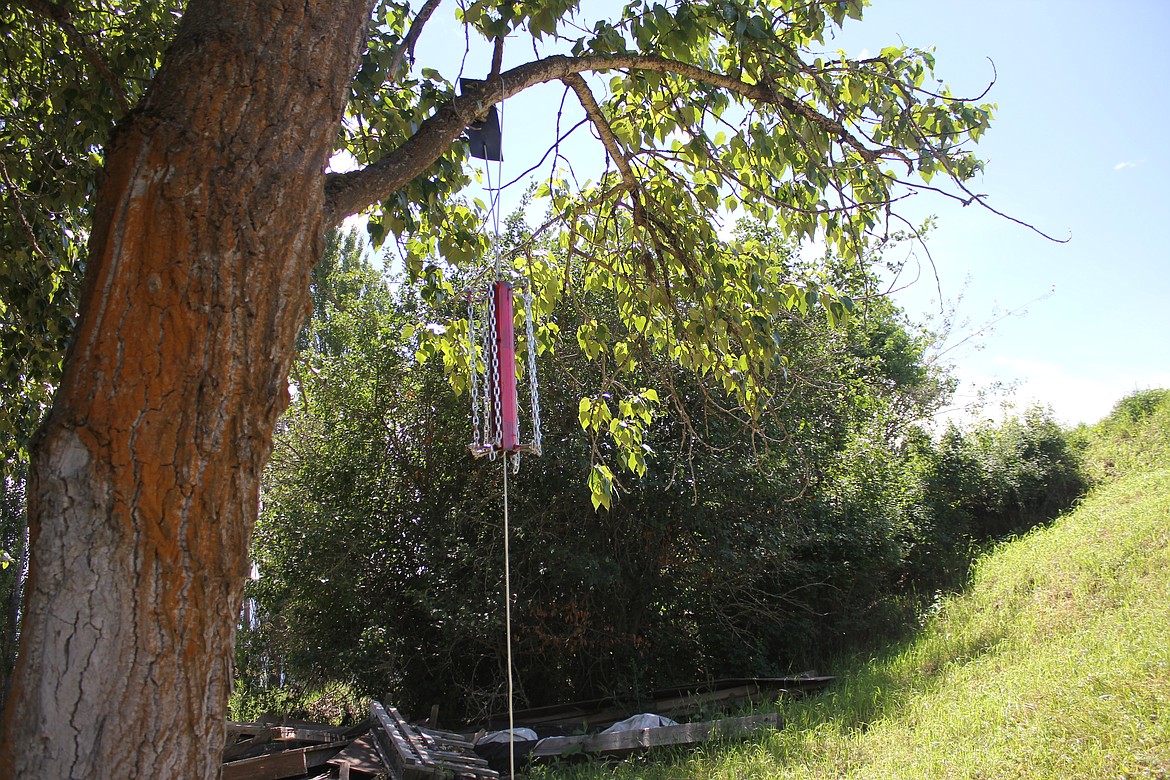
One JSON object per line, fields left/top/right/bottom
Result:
{"left": 18, "top": 0, "right": 130, "bottom": 114}
{"left": 323, "top": 53, "right": 896, "bottom": 224}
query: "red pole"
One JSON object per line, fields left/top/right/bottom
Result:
{"left": 493, "top": 281, "right": 520, "bottom": 452}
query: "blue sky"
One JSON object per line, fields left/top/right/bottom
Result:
{"left": 827, "top": 0, "right": 1170, "bottom": 425}
{"left": 404, "top": 0, "right": 1170, "bottom": 426}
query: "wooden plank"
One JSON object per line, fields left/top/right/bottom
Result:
{"left": 227, "top": 721, "right": 271, "bottom": 740}
{"left": 269, "top": 726, "right": 343, "bottom": 743}
{"left": 530, "top": 713, "right": 782, "bottom": 761}
{"left": 473, "top": 677, "right": 831, "bottom": 731}
{"left": 224, "top": 724, "right": 349, "bottom": 763}
{"left": 369, "top": 701, "right": 500, "bottom": 780}
{"left": 328, "top": 734, "right": 387, "bottom": 778}
{"left": 224, "top": 732, "right": 274, "bottom": 762}
{"left": 222, "top": 742, "right": 348, "bottom": 780}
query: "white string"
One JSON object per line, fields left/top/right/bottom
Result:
{"left": 477, "top": 63, "right": 517, "bottom": 778}
{"left": 502, "top": 458, "right": 515, "bottom": 779}
{"left": 485, "top": 156, "right": 503, "bottom": 282}
{"left": 489, "top": 72, "right": 516, "bottom": 780}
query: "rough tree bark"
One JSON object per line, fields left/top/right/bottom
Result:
{"left": 0, "top": 8, "right": 687, "bottom": 775}
{"left": 0, "top": 1, "right": 370, "bottom": 776}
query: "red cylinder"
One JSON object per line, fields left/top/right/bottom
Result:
{"left": 493, "top": 281, "right": 520, "bottom": 451}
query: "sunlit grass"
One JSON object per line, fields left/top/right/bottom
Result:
{"left": 533, "top": 461, "right": 1170, "bottom": 780}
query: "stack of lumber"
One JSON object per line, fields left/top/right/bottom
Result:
{"left": 370, "top": 701, "right": 499, "bottom": 780}
{"left": 528, "top": 712, "right": 783, "bottom": 762}
{"left": 222, "top": 702, "right": 499, "bottom": 780}
{"left": 222, "top": 719, "right": 358, "bottom": 780}
{"left": 219, "top": 678, "right": 820, "bottom": 778}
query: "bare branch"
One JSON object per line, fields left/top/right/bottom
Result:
{"left": 386, "top": 0, "right": 443, "bottom": 79}
{"left": 497, "top": 116, "right": 589, "bottom": 192}
{"left": 561, "top": 73, "right": 642, "bottom": 216}
{"left": 0, "top": 160, "right": 48, "bottom": 259}
{"left": 897, "top": 177, "right": 1071, "bottom": 244}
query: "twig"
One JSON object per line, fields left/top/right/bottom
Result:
{"left": 386, "top": 0, "right": 443, "bottom": 78}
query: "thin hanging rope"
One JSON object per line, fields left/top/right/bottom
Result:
{"left": 489, "top": 70, "right": 517, "bottom": 780}
{"left": 502, "top": 458, "right": 516, "bottom": 779}
{"left": 486, "top": 159, "right": 504, "bottom": 282}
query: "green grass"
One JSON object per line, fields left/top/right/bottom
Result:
{"left": 533, "top": 410, "right": 1170, "bottom": 779}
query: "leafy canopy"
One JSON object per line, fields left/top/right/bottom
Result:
{"left": 344, "top": 0, "right": 997, "bottom": 503}
{"left": 3, "top": 0, "right": 1001, "bottom": 502}
{"left": 249, "top": 226, "right": 954, "bottom": 718}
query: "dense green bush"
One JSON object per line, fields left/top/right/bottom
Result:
{"left": 929, "top": 407, "right": 1087, "bottom": 541}
{"left": 1107, "top": 387, "right": 1170, "bottom": 425}
{"left": 240, "top": 230, "right": 1094, "bottom": 724}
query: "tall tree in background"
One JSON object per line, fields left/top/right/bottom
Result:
{"left": 250, "top": 224, "right": 957, "bottom": 722}
{"left": 1, "top": 0, "right": 1009, "bottom": 775}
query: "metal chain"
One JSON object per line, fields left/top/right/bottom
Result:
{"left": 522, "top": 287, "right": 542, "bottom": 456}
{"left": 467, "top": 296, "right": 483, "bottom": 451}
{"left": 487, "top": 289, "right": 502, "bottom": 459}
{"left": 479, "top": 296, "right": 494, "bottom": 454}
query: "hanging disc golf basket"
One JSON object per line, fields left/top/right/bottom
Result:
{"left": 466, "top": 278, "right": 542, "bottom": 465}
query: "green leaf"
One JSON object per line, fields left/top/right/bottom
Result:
{"left": 578, "top": 397, "right": 593, "bottom": 430}
{"left": 588, "top": 464, "right": 613, "bottom": 511}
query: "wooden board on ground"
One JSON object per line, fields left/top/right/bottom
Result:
{"left": 473, "top": 676, "right": 831, "bottom": 731}
{"left": 529, "top": 712, "right": 783, "bottom": 761}
{"left": 222, "top": 741, "right": 349, "bottom": 780}
{"left": 327, "top": 734, "right": 385, "bottom": 778}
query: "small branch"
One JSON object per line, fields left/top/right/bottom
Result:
{"left": 386, "top": 0, "right": 443, "bottom": 78}
{"left": 561, "top": 73, "right": 642, "bottom": 217}
{"left": 18, "top": 0, "right": 130, "bottom": 114}
{"left": 0, "top": 160, "right": 48, "bottom": 259}
{"left": 490, "top": 34, "right": 504, "bottom": 79}
{"left": 498, "top": 117, "right": 589, "bottom": 192}
{"left": 897, "top": 177, "right": 1071, "bottom": 243}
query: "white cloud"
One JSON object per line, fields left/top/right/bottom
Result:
{"left": 1113, "top": 160, "right": 1139, "bottom": 171}
{"left": 950, "top": 357, "right": 1170, "bottom": 427}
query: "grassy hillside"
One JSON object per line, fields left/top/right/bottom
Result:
{"left": 536, "top": 391, "right": 1170, "bottom": 780}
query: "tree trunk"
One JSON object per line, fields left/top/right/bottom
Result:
{"left": 0, "top": 1, "right": 370, "bottom": 776}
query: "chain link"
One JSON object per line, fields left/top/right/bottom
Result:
{"left": 480, "top": 308, "right": 493, "bottom": 450}
{"left": 467, "top": 296, "right": 482, "bottom": 451}
{"left": 522, "top": 287, "right": 542, "bottom": 456}
{"left": 468, "top": 281, "right": 542, "bottom": 464}
{"left": 487, "top": 288, "right": 502, "bottom": 459}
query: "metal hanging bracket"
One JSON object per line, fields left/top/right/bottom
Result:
{"left": 466, "top": 278, "right": 542, "bottom": 466}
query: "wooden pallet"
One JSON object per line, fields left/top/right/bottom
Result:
{"left": 370, "top": 701, "right": 499, "bottom": 780}
{"left": 222, "top": 741, "right": 349, "bottom": 780}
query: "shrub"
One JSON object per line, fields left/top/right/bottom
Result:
{"left": 927, "top": 406, "right": 1087, "bottom": 543}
